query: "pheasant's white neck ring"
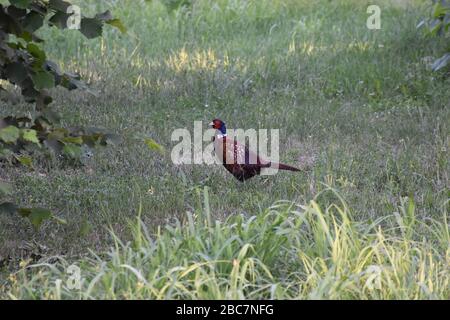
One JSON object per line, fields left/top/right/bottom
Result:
{"left": 216, "top": 133, "right": 227, "bottom": 139}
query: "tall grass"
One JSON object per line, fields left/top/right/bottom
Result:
{"left": 2, "top": 187, "right": 448, "bottom": 299}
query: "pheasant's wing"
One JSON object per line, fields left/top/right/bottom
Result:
{"left": 214, "top": 137, "right": 240, "bottom": 165}
{"left": 244, "top": 144, "right": 270, "bottom": 166}
{"left": 214, "top": 137, "right": 269, "bottom": 181}
{"left": 215, "top": 137, "right": 268, "bottom": 166}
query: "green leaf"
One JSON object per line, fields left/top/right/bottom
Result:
{"left": 48, "top": 0, "right": 71, "bottom": 12}
{"left": 19, "top": 207, "right": 52, "bottom": 229}
{"left": 106, "top": 19, "right": 127, "bottom": 33}
{"left": 23, "top": 11, "right": 44, "bottom": 32}
{"left": 9, "top": 0, "right": 32, "bottom": 9}
{"left": 31, "top": 71, "right": 55, "bottom": 90}
{"left": 433, "top": 2, "right": 448, "bottom": 19}
{"left": 63, "top": 143, "right": 82, "bottom": 158}
{"left": 22, "top": 128, "right": 40, "bottom": 144}
{"left": 17, "top": 155, "right": 33, "bottom": 168}
{"left": 19, "top": 30, "right": 33, "bottom": 42}
{"left": 0, "top": 125, "right": 20, "bottom": 143}
{"left": 80, "top": 18, "right": 103, "bottom": 39}
{"left": 144, "top": 138, "right": 165, "bottom": 154}
{"left": 0, "top": 202, "right": 17, "bottom": 215}
{"left": 27, "top": 43, "right": 46, "bottom": 64}
{"left": 47, "top": 128, "right": 67, "bottom": 140}
{"left": 48, "top": 11, "right": 71, "bottom": 29}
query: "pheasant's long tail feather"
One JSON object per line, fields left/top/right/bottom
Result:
{"left": 269, "top": 162, "right": 300, "bottom": 171}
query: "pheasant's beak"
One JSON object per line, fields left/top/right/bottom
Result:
{"left": 208, "top": 121, "right": 214, "bottom": 128}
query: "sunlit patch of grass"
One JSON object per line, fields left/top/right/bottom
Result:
{"left": 166, "top": 48, "right": 218, "bottom": 72}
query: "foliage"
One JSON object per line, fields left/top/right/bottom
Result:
{"left": 418, "top": 0, "right": 450, "bottom": 71}
{"left": 0, "top": 0, "right": 124, "bottom": 228}
{"left": 0, "top": 0, "right": 124, "bottom": 164}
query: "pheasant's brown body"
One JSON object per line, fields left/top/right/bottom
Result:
{"left": 212, "top": 129, "right": 300, "bottom": 182}
{"left": 214, "top": 136, "right": 270, "bottom": 181}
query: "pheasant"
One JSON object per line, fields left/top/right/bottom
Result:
{"left": 208, "top": 119, "right": 300, "bottom": 182}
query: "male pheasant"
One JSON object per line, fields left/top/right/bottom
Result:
{"left": 209, "top": 119, "right": 300, "bottom": 182}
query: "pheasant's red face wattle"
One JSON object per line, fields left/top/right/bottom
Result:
{"left": 212, "top": 119, "right": 222, "bottom": 129}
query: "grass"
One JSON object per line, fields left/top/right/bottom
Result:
{"left": 3, "top": 187, "right": 449, "bottom": 299}
{"left": 0, "top": 0, "right": 449, "bottom": 299}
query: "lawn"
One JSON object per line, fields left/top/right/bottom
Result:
{"left": 0, "top": 0, "right": 449, "bottom": 299}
